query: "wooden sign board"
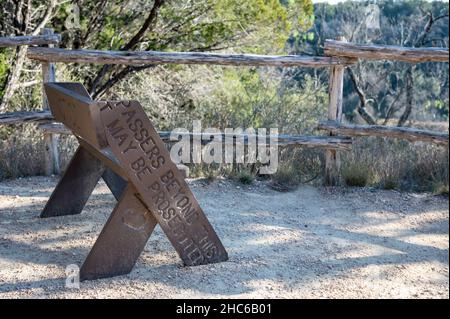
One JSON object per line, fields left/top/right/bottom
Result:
{"left": 44, "top": 83, "right": 106, "bottom": 148}
{"left": 42, "top": 83, "right": 228, "bottom": 280}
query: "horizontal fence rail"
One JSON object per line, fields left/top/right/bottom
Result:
{"left": 318, "top": 121, "right": 449, "bottom": 146}
{"left": 0, "top": 110, "right": 54, "bottom": 125}
{"left": 159, "top": 132, "right": 353, "bottom": 150}
{"left": 39, "top": 123, "right": 352, "bottom": 150}
{"left": 27, "top": 47, "right": 357, "bottom": 68}
{"left": 0, "top": 112, "right": 352, "bottom": 150}
{"left": 0, "top": 35, "right": 60, "bottom": 47}
{"left": 324, "top": 40, "right": 449, "bottom": 63}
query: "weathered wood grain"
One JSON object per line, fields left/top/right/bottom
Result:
{"left": 0, "top": 110, "right": 53, "bottom": 124}
{"left": 324, "top": 40, "right": 449, "bottom": 63}
{"left": 37, "top": 124, "right": 353, "bottom": 150}
{"left": 0, "top": 34, "right": 60, "bottom": 47}
{"left": 325, "top": 43, "right": 346, "bottom": 186}
{"left": 318, "top": 121, "right": 449, "bottom": 146}
{"left": 1, "top": 112, "right": 353, "bottom": 150}
{"left": 27, "top": 47, "right": 357, "bottom": 68}
{"left": 41, "top": 29, "right": 60, "bottom": 176}
{"left": 39, "top": 122, "right": 71, "bottom": 134}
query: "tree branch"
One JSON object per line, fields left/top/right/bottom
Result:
{"left": 31, "top": 0, "right": 57, "bottom": 36}
{"left": 89, "top": 0, "right": 165, "bottom": 96}
{"left": 347, "top": 67, "right": 376, "bottom": 125}
{"left": 398, "top": 67, "right": 413, "bottom": 127}
{"left": 398, "top": 9, "right": 448, "bottom": 125}
{"left": 122, "top": 0, "right": 165, "bottom": 51}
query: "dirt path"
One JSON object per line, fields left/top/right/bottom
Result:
{"left": 0, "top": 176, "right": 448, "bottom": 299}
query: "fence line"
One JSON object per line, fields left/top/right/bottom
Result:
{"left": 0, "top": 32, "right": 449, "bottom": 184}
{"left": 325, "top": 44, "right": 346, "bottom": 185}
{"left": 0, "top": 110, "right": 53, "bottom": 125}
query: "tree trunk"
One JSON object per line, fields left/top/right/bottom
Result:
{"left": 347, "top": 67, "right": 376, "bottom": 125}
{"left": 0, "top": 45, "right": 27, "bottom": 112}
{"left": 398, "top": 66, "right": 414, "bottom": 127}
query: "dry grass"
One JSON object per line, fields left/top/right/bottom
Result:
{"left": 0, "top": 127, "right": 448, "bottom": 195}
{"left": 341, "top": 137, "right": 449, "bottom": 192}
{"left": 0, "top": 125, "right": 45, "bottom": 179}
{"left": 342, "top": 163, "right": 371, "bottom": 187}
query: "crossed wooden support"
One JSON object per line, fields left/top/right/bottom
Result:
{"left": 42, "top": 83, "right": 228, "bottom": 281}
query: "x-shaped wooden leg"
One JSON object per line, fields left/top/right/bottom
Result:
{"left": 41, "top": 82, "right": 228, "bottom": 280}
{"left": 41, "top": 143, "right": 227, "bottom": 280}
{"left": 41, "top": 145, "right": 158, "bottom": 280}
{"left": 80, "top": 183, "right": 157, "bottom": 281}
{"left": 41, "top": 146, "right": 105, "bottom": 218}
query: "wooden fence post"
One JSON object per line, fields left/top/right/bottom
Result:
{"left": 41, "top": 28, "right": 60, "bottom": 176}
{"left": 325, "top": 39, "right": 346, "bottom": 186}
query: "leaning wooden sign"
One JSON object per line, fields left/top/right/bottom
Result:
{"left": 42, "top": 83, "right": 228, "bottom": 280}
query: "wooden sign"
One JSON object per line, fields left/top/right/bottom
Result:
{"left": 41, "top": 83, "right": 228, "bottom": 280}
{"left": 100, "top": 100, "right": 228, "bottom": 266}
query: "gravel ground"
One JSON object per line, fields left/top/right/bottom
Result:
{"left": 0, "top": 176, "right": 448, "bottom": 299}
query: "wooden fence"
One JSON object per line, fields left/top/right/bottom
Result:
{"left": 0, "top": 31, "right": 448, "bottom": 185}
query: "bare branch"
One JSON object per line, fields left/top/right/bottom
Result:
{"left": 347, "top": 67, "right": 376, "bottom": 125}
{"left": 31, "top": 0, "right": 57, "bottom": 36}
{"left": 122, "top": 0, "right": 165, "bottom": 51}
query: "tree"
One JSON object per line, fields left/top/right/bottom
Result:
{"left": 51, "top": 0, "right": 314, "bottom": 99}
{"left": 0, "top": 0, "right": 59, "bottom": 112}
{"left": 0, "top": 0, "right": 313, "bottom": 110}
{"left": 293, "top": 0, "right": 449, "bottom": 125}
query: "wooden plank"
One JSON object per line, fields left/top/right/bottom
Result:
{"left": 41, "top": 30, "right": 57, "bottom": 110}
{"left": 160, "top": 132, "right": 353, "bottom": 150}
{"left": 27, "top": 47, "right": 357, "bottom": 68}
{"left": 41, "top": 146, "right": 106, "bottom": 218}
{"left": 80, "top": 184, "right": 157, "bottom": 281}
{"left": 44, "top": 83, "right": 106, "bottom": 149}
{"left": 0, "top": 110, "right": 53, "bottom": 125}
{"left": 41, "top": 29, "right": 59, "bottom": 176}
{"left": 325, "top": 50, "right": 346, "bottom": 186}
{"left": 324, "top": 40, "right": 449, "bottom": 63}
{"left": 37, "top": 123, "right": 353, "bottom": 150}
{"left": 38, "top": 122, "right": 71, "bottom": 134}
{"left": 0, "top": 34, "right": 60, "bottom": 47}
{"left": 318, "top": 121, "right": 449, "bottom": 146}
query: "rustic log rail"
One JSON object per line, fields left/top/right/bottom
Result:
{"left": 27, "top": 47, "right": 357, "bottom": 68}
{"left": 37, "top": 123, "right": 352, "bottom": 150}
{"left": 0, "top": 34, "right": 60, "bottom": 47}
{"left": 324, "top": 40, "right": 449, "bottom": 63}
{"left": 318, "top": 121, "right": 449, "bottom": 146}
{"left": 0, "top": 110, "right": 53, "bottom": 125}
